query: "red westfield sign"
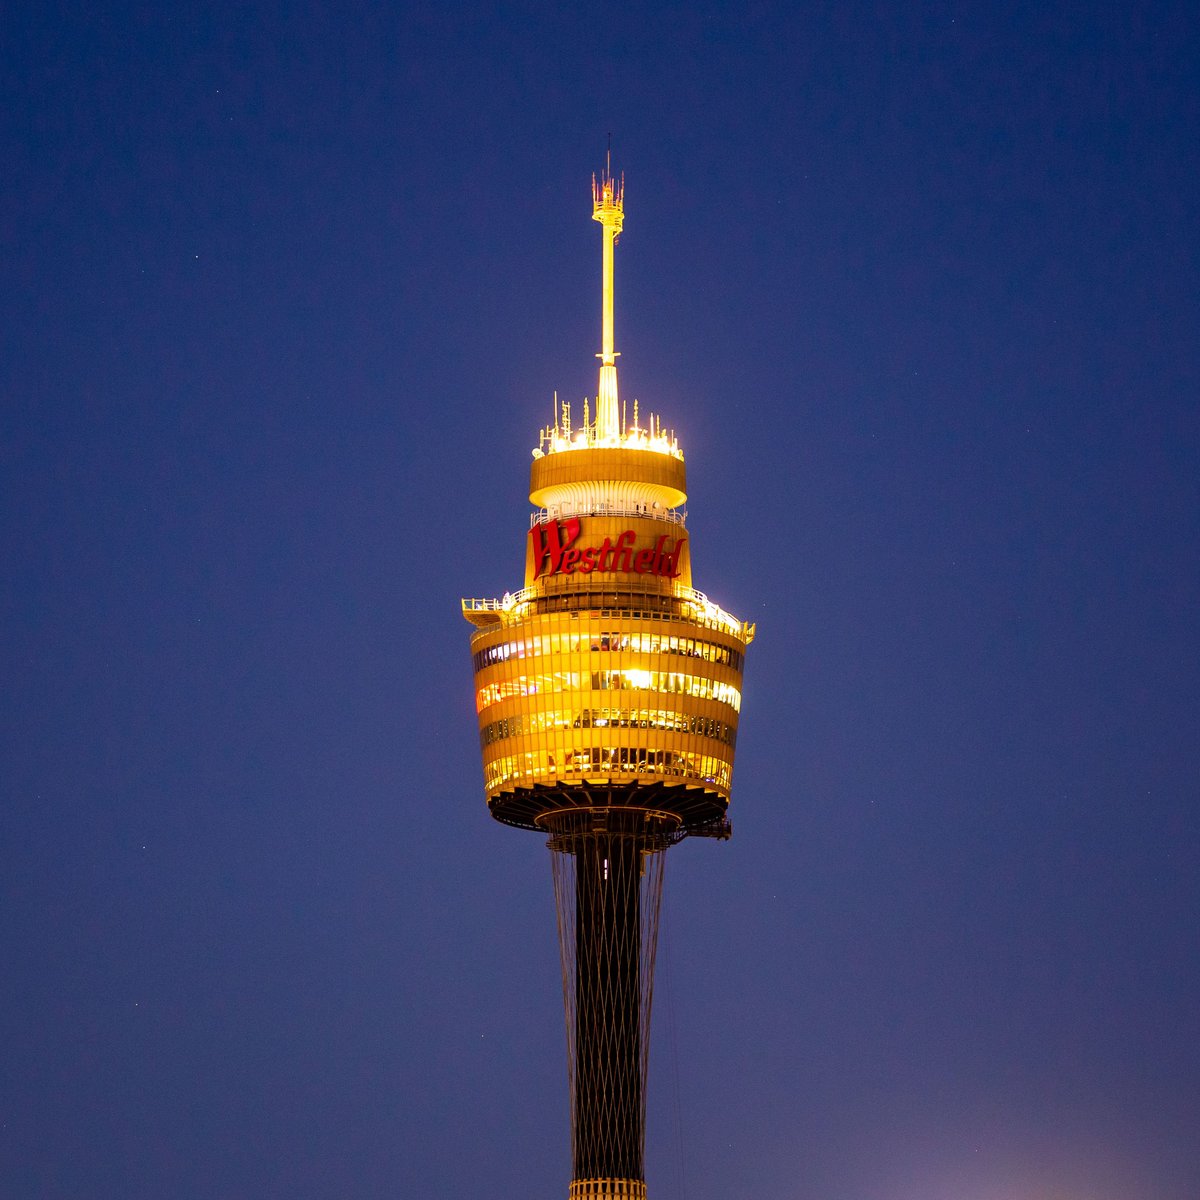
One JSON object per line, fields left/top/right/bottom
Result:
{"left": 531, "top": 519, "right": 686, "bottom": 579}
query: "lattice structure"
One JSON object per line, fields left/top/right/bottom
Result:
{"left": 547, "top": 808, "right": 674, "bottom": 1185}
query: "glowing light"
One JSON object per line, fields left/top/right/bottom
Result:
{"left": 531, "top": 172, "right": 683, "bottom": 462}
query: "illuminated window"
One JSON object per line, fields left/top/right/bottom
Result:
{"left": 480, "top": 709, "right": 737, "bottom": 748}
{"left": 482, "top": 750, "right": 733, "bottom": 792}
{"left": 478, "top": 669, "right": 741, "bottom": 713}
{"left": 473, "top": 630, "right": 743, "bottom": 674}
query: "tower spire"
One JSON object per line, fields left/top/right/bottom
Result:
{"left": 592, "top": 151, "right": 624, "bottom": 441}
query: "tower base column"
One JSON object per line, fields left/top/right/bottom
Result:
{"left": 569, "top": 1180, "right": 646, "bottom": 1200}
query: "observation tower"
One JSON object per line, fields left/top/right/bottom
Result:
{"left": 462, "top": 158, "right": 755, "bottom": 1200}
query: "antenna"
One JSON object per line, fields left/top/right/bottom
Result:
{"left": 592, "top": 145, "right": 625, "bottom": 440}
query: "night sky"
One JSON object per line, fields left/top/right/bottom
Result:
{"left": 3, "top": 3, "right": 1198, "bottom": 1199}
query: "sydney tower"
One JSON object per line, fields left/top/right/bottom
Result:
{"left": 463, "top": 156, "right": 754, "bottom": 1200}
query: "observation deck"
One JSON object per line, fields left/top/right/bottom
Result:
{"left": 462, "top": 582, "right": 754, "bottom": 641}
{"left": 530, "top": 505, "right": 687, "bottom": 530}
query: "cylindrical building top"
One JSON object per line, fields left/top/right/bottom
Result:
{"left": 530, "top": 446, "right": 687, "bottom": 510}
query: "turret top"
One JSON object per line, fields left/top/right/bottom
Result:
{"left": 591, "top": 164, "right": 625, "bottom": 231}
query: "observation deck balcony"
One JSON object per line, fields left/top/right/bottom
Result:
{"left": 530, "top": 503, "right": 686, "bottom": 529}
{"left": 462, "top": 582, "right": 755, "bottom": 642}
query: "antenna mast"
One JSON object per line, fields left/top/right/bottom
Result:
{"left": 592, "top": 148, "right": 625, "bottom": 442}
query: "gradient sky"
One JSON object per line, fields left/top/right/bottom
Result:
{"left": 3, "top": 3, "right": 1198, "bottom": 1199}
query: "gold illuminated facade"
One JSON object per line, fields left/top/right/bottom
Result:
{"left": 463, "top": 159, "right": 753, "bottom": 1200}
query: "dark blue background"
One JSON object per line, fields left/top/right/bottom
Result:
{"left": 3, "top": 3, "right": 1197, "bottom": 1198}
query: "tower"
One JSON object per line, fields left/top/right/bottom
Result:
{"left": 462, "top": 159, "right": 755, "bottom": 1200}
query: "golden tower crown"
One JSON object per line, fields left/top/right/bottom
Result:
{"left": 463, "top": 159, "right": 754, "bottom": 824}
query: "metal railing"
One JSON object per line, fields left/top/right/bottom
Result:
{"left": 530, "top": 505, "right": 687, "bottom": 529}
{"left": 462, "top": 596, "right": 511, "bottom": 613}
{"left": 462, "top": 583, "right": 754, "bottom": 641}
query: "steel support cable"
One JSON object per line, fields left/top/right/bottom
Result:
{"left": 548, "top": 808, "right": 672, "bottom": 1187}
{"left": 660, "top": 895, "right": 687, "bottom": 1200}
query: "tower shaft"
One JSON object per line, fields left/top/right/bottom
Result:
{"left": 575, "top": 831, "right": 642, "bottom": 1177}
{"left": 550, "top": 808, "right": 671, "bottom": 1200}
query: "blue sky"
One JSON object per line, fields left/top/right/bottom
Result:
{"left": 3, "top": 3, "right": 1198, "bottom": 1197}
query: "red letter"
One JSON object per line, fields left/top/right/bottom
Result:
{"left": 662, "top": 537, "right": 687, "bottom": 578}
{"left": 612, "top": 530, "right": 636, "bottom": 572}
{"left": 530, "top": 519, "right": 581, "bottom": 577}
